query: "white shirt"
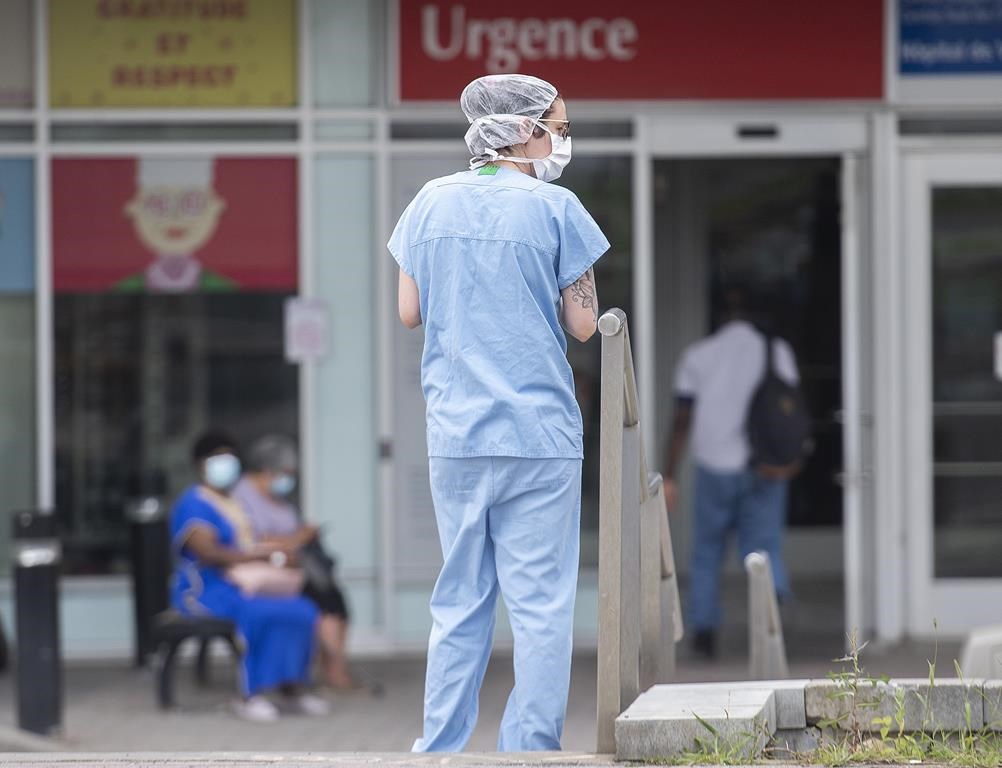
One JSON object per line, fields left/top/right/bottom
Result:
{"left": 675, "top": 320, "right": 799, "bottom": 472}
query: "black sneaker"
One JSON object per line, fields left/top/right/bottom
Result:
{"left": 692, "top": 629, "right": 717, "bottom": 659}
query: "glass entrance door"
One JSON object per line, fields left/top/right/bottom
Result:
{"left": 653, "top": 156, "right": 866, "bottom": 650}
{"left": 905, "top": 152, "right": 1002, "bottom": 635}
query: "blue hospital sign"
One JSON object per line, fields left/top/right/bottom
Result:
{"left": 900, "top": 0, "right": 1002, "bottom": 74}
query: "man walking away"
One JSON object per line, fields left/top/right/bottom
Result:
{"left": 663, "top": 288, "right": 801, "bottom": 659}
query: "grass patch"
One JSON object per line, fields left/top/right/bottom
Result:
{"left": 659, "top": 626, "right": 1002, "bottom": 767}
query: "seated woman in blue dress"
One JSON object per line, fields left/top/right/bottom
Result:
{"left": 170, "top": 431, "right": 329, "bottom": 722}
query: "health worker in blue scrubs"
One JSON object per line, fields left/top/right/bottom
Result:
{"left": 389, "top": 74, "right": 610, "bottom": 753}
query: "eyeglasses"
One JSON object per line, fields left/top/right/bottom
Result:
{"left": 141, "top": 189, "right": 210, "bottom": 218}
{"left": 538, "top": 118, "right": 571, "bottom": 139}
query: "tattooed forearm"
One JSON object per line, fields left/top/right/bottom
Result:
{"left": 569, "top": 269, "right": 598, "bottom": 320}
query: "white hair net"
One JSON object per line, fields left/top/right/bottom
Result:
{"left": 461, "top": 74, "right": 559, "bottom": 166}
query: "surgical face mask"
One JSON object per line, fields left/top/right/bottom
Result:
{"left": 204, "top": 453, "right": 241, "bottom": 491}
{"left": 528, "top": 123, "right": 572, "bottom": 182}
{"left": 270, "top": 473, "right": 296, "bottom": 497}
{"left": 480, "top": 122, "right": 573, "bottom": 181}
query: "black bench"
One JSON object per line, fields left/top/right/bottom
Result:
{"left": 152, "top": 610, "right": 242, "bottom": 709}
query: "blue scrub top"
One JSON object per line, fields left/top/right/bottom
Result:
{"left": 388, "top": 166, "right": 610, "bottom": 459}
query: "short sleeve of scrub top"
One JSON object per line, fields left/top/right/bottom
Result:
{"left": 388, "top": 197, "right": 417, "bottom": 278}
{"left": 552, "top": 191, "right": 610, "bottom": 289}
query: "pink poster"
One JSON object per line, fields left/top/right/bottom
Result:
{"left": 53, "top": 156, "right": 298, "bottom": 293}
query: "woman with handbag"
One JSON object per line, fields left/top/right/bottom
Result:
{"left": 170, "top": 431, "right": 330, "bottom": 722}
{"left": 232, "top": 434, "right": 366, "bottom": 692}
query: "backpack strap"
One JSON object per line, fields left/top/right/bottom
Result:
{"left": 761, "top": 331, "right": 776, "bottom": 384}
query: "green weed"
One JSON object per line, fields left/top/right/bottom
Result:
{"left": 671, "top": 622, "right": 1002, "bottom": 768}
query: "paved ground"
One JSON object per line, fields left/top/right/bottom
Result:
{"left": 0, "top": 753, "right": 624, "bottom": 767}
{"left": 0, "top": 570, "right": 965, "bottom": 758}
{"left": 0, "top": 632, "right": 963, "bottom": 756}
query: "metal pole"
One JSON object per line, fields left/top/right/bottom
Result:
{"left": 597, "top": 310, "right": 626, "bottom": 754}
{"left": 128, "top": 497, "right": 169, "bottom": 667}
{"left": 597, "top": 308, "right": 685, "bottom": 752}
{"left": 13, "top": 509, "right": 62, "bottom": 735}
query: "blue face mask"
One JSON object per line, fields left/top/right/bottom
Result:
{"left": 204, "top": 453, "right": 241, "bottom": 491}
{"left": 270, "top": 473, "right": 296, "bottom": 497}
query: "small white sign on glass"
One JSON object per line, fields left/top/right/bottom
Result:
{"left": 285, "top": 297, "right": 330, "bottom": 363}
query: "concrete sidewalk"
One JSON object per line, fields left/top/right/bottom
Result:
{"left": 0, "top": 634, "right": 962, "bottom": 757}
{"left": 0, "top": 752, "right": 625, "bottom": 768}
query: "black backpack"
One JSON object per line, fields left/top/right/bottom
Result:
{"left": 746, "top": 334, "right": 811, "bottom": 472}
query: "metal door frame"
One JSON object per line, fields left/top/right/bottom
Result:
{"left": 640, "top": 110, "right": 873, "bottom": 642}
{"left": 902, "top": 146, "right": 1002, "bottom": 636}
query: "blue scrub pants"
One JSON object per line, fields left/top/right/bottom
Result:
{"left": 687, "top": 465, "right": 790, "bottom": 631}
{"left": 413, "top": 456, "right": 582, "bottom": 753}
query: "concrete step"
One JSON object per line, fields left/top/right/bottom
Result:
{"left": 615, "top": 684, "right": 777, "bottom": 760}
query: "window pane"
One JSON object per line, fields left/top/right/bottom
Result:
{"left": 932, "top": 187, "right": 1002, "bottom": 403}
{"left": 52, "top": 123, "right": 297, "bottom": 143}
{"left": 54, "top": 294, "right": 298, "bottom": 575}
{"left": 0, "top": 158, "right": 36, "bottom": 574}
{"left": 315, "top": 120, "right": 374, "bottom": 141}
{"left": 935, "top": 476, "right": 1002, "bottom": 578}
{"left": 52, "top": 156, "right": 299, "bottom": 575}
{"left": 0, "top": 0, "right": 33, "bottom": 108}
{"left": 312, "top": 0, "right": 377, "bottom": 107}
{"left": 313, "top": 155, "right": 376, "bottom": 578}
{"left": 931, "top": 185, "right": 1002, "bottom": 579}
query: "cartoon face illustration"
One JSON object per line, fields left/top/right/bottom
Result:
{"left": 125, "top": 158, "right": 226, "bottom": 257}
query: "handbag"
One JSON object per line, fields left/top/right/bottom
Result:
{"left": 226, "top": 561, "right": 305, "bottom": 597}
{"left": 298, "top": 539, "right": 338, "bottom": 592}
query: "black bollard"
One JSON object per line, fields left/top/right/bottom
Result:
{"left": 12, "top": 509, "right": 62, "bottom": 736}
{"left": 0, "top": 612, "right": 8, "bottom": 673}
{"left": 128, "top": 497, "right": 168, "bottom": 667}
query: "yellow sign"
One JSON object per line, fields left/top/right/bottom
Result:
{"left": 49, "top": 0, "right": 296, "bottom": 108}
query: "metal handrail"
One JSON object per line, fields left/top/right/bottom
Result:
{"left": 598, "top": 309, "right": 639, "bottom": 427}
{"left": 596, "top": 309, "right": 683, "bottom": 754}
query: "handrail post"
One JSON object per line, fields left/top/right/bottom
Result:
{"left": 597, "top": 309, "right": 684, "bottom": 754}
{"left": 745, "top": 551, "right": 789, "bottom": 680}
{"left": 597, "top": 310, "right": 627, "bottom": 753}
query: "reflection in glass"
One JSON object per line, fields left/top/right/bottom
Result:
{"left": 932, "top": 186, "right": 1002, "bottom": 578}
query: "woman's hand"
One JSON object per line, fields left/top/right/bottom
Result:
{"left": 185, "top": 524, "right": 266, "bottom": 567}
{"left": 297, "top": 524, "right": 320, "bottom": 547}
{"left": 260, "top": 525, "right": 319, "bottom": 555}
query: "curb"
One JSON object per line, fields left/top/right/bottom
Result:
{"left": 0, "top": 725, "right": 64, "bottom": 753}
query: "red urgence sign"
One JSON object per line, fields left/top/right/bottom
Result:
{"left": 398, "top": 0, "right": 884, "bottom": 101}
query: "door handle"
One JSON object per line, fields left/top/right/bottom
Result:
{"left": 833, "top": 470, "right": 872, "bottom": 487}
{"left": 832, "top": 410, "right": 874, "bottom": 427}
